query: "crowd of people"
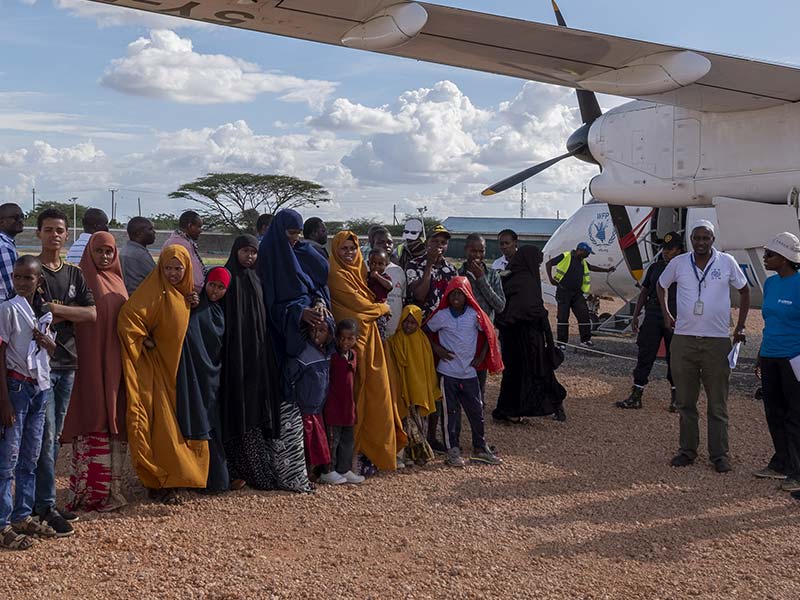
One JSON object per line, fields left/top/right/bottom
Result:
{"left": 0, "top": 201, "right": 798, "bottom": 553}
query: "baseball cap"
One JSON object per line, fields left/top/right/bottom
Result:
{"left": 661, "top": 231, "right": 683, "bottom": 249}
{"left": 690, "top": 219, "right": 715, "bottom": 235}
{"left": 765, "top": 232, "right": 800, "bottom": 263}
{"left": 429, "top": 224, "right": 451, "bottom": 239}
{"left": 576, "top": 241, "right": 595, "bottom": 254}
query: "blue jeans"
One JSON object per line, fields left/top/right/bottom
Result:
{"left": 0, "top": 379, "right": 47, "bottom": 526}
{"left": 34, "top": 369, "right": 75, "bottom": 515}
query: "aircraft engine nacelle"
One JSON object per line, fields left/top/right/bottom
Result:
{"left": 587, "top": 101, "right": 698, "bottom": 207}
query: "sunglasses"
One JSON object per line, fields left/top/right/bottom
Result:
{"left": 0, "top": 214, "right": 24, "bottom": 222}
{"left": 764, "top": 250, "right": 778, "bottom": 259}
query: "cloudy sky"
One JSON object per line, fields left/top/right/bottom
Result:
{"left": 2, "top": 0, "right": 800, "bottom": 223}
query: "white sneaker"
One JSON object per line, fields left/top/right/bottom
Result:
{"left": 340, "top": 470, "right": 365, "bottom": 484}
{"left": 319, "top": 471, "right": 347, "bottom": 485}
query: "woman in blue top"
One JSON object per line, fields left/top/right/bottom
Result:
{"left": 756, "top": 232, "right": 800, "bottom": 494}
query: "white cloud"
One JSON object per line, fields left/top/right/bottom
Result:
{"left": 0, "top": 149, "right": 28, "bottom": 168}
{"left": 340, "top": 80, "right": 492, "bottom": 184}
{"left": 101, "top": 30, "right": 338, "bottom": 109}
{"left": 308, "top": 98, "right": 411, "bottom": 135}
{"left": 30, "top": 140, "right": 105, "bottom": 164}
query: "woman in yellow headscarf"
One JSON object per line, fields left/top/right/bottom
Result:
{"left": 387, "top": 305, "right": 440, "bottom": 465}
{"left": 328, "top": 231, "right": 404, "bottom": 472}
{"left": 117, "top": 245, "right": 209, "bottom": 504}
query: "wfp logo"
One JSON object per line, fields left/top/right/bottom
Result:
{"left": 588, "top": 213, "right": 617, "bottom": 247}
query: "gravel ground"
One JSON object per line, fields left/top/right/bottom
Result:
{"left": 4, "top": 309, "right": 798, "bottom": 600}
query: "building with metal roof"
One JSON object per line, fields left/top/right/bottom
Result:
{"left": 441, "top": 216, "right": 566, "bottom": 259}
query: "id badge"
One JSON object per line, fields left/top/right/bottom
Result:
{"left": 693, "top": 300, "right": 704, "bottom": 316}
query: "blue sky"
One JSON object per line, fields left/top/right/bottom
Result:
{"left": 2, "top": 0, "right": 799, "bottom": 223}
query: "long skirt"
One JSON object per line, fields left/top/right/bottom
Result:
{"left": 495, "top": 320, "right": 567, "bottom": 419}
{"left": 67, "top": 433, "right": 128, "bottom": 512}
{"left": 225, "top": 401, "right": 312, "bottom": 493}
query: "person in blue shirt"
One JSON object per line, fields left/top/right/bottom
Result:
{"left": 756, "top": 232, "right": 800, "bottom": 495}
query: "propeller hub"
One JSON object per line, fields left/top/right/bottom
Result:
{"left": 566, "top": 122, "right": 597, "bottom": 165}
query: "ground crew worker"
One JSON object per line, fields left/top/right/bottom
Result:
{"left": 546, "top": 241, "right": 615, "bottom": 348}
{"left": 616, "top": 232, "right": 683, "bottom": 411}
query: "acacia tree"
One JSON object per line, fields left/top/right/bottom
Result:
{"left": 169, "top": 173, "right": 330, "bottom": 233}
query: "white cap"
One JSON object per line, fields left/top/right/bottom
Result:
{"left": 690, "top": 219, "right": 715, "bottom": 235}
{"left": 765, "top": 232, "right": 800, "bottom": 263}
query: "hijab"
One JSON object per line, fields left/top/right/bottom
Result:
{"left": 176, "top": 267, "right": 230, "bottom": 441}
{"left": 498, "top": 245, "right": 546, "bottom": 325}
{"left": 260, "top": 209, "right": 330, "bottom": 360}
{"left": 329, "top": 231, "right": 374, "bottom": 301}
{"left": 426, "top": 275, "right": 504, "bottom": 373}
{"left": 64, "top": 231, "right": 129, "bottom": 440}
{"left": 220, "top": 235, "right": 279, "bottom": 441}
{"left": 387, "top": 305, "right": 440, "bottom": 419}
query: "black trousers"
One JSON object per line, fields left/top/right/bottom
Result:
{"left": 556, "top": 288, "right": 591, "bottom": 343}
{"left": 632, "top": 317, "right": 674, "bottom": 387}
{"left": 761, "top": 357, "right": 800, "bottom": 479}
{"left": 441, "top": 375, "right": 486, "bottom": 451}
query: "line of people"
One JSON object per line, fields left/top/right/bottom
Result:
{"left": 0, "top": 206, "right": 568, "bottom": 551}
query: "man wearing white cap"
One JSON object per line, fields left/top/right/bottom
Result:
{"left": 657, "top": 220, "right": 750, "bottom": 473}
{"left": 755, "top": 232, "right": 800, "bottom": 493}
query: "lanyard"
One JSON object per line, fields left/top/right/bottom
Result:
{"left": 690, "top": 253, "right": 716, "bottom": 300}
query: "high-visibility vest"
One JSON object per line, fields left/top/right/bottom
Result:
{"left": 554, "top": 252, "right": 590, "bottom": 293}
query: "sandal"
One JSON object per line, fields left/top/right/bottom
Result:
{"left": 1, "top": 525, "right": 35, "bottom": 550}
{"left": 229, "top": 479, "right": 246, "bottom": 491}
{"left": 147, "top": 488, "right": 184, "bottom": 505}
{"left": 11, "top": 516, "right": 56, "bottom": 538}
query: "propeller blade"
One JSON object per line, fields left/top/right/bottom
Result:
{"left": 481, "top": 149, "right": 578, "bottom": 197}
{"left": 551, "top": 1, "right": 603, "bottom": 125}
{"left": 608, "top": 204, "right": 650, "bottom": 282}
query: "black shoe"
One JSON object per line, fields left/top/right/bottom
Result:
{"left": 58, "top": 508, "right": 79, "bottom": 523}
{"left": 669, "top": 388, "right": 677, "bottom": 413}
{"left": 552, "top": 406, "right": 567, "bottom": 422}
{"left": 615, "top": 386, "right": 643, "bottom": 409}
{"left": 713, "top": 457, "right": 732, "bottom": 473}
{"left": 670, "top": 453, "right": 694, "bottom": 467}
{"left": 36, "top": 508, "right": 74, "bottom": 538}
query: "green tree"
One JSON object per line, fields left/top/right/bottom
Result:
{"left": 344, "top": 218, "right": 382, "bottom": 235}
{"left": 26, "top": 201, "right": 89, "bottom": 227}
{"left": 148, "top": 213, "right": 180, "bottom": 231}
{"left": 169, "top": 173, "right": 330, "bottom": 234}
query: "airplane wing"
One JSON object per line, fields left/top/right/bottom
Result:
{"left": 95, "top": 0, "right": 800, "bottom": 112}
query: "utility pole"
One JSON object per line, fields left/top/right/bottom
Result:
{"left": 520, "top": 182, "right": 527, "bottom": 218}
{"left": 138, "top": 197, "right": 142, "bottom": 217}
{"left": 109, "top": 188, "right": 118, "bottom": 223}
{"left": 69, "top": 197, "right": 78, "bottom": 241}
{"left": 392, "top": 204, "right": 397, "bottom": 225}
{"left": 32, "top": 187, "right": 36, "bottom": 211}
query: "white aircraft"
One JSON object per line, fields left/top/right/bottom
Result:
{"left": 92, "top": 0, "right": 800, "bottom": 291}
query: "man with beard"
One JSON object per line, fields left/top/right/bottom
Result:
{"left": 303, "top": 217, "right": 328, "bottom": 259}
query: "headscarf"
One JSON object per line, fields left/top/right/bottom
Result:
{"left": 387, "top": 305, "right": 440, "bottom": 419}
{"left": 117, "top": 245, "right": 209, "bottom": 489}
{"left": 260, "top": 209, "right": 330, "bottom": 360}
{"left": 426, "top": 276, "right": 504, "bottom": 373}
{"left": 497, "top": 245, "right": 547, "bottom": 325}
{"left": 329, "top": 230, "right": 374, "bottom": 301}
{"left": 176, "top": 267, "right": 230, "bottom": 441}
{"left": 220, "top": 234, "right": 280, "bottom": 441}
{"left": 63, "top": 231, "right": 128, "bottom": 441}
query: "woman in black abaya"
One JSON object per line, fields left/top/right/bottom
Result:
{"left": 493, "top": 245, "right": 567, "bottom": 422}
{"left": 219, "top": 235, "right": 282, "bottom": 490}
